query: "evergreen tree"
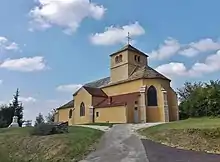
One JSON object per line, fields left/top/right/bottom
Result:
{"left": 45, "top": 109, "right": 56, "bottom": 123}
{"left": 0, "top": 105, "right": 13, "bottom": 128}
{"left": 35, "top": 113, "right": 45, "bottom": 126}
{"left": 9, "top": 88, "right": 24, "bottom": 127}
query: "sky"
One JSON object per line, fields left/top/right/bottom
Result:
{"left": 0, "top": 0, "right": 220, "bottom": 121}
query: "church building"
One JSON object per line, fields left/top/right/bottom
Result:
{"left": 55, "top": 44, "right": 179, "bottom": 125}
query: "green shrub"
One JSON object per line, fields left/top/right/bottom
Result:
{"left": 31, "top": 122, "right": 68, "bottom": 136}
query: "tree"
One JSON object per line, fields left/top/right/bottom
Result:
{"left": 9, "top": 88, "right": 24, "bottom": 127}
{"left": 0, "top": 105, "right": 13, "bottom": 128}
{"left": 35, "top": 113, "right": 45, "bottom": 126}
{"left": 178, "top": 80, "right": 220, "bottom": 119}
{"left": 45, "top": 109, "right": 56, "bottom": 123}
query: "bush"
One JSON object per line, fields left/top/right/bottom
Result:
{"left": 31, "top": 122, "right": 68, "bottom": 136}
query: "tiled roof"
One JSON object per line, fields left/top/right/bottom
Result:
{"left": 129, "top": 65, "right": 171, "bottom": 81}
{"left": 84, "top": 77, "right": 110, "bottom": 88}
{"left": 98, "top": 66, "right": 170, "bottom": 88}
{"left": 83, "top": 86, "right": 107, "bottom": 97}
{"left": 110, "top": 44, "right": 149, "bottom": 57}
{"left": 94, "top": 92, "right": 140, "bottom": 108}
{"left": 57, "top": 100, "right": 74, "bottom": 110}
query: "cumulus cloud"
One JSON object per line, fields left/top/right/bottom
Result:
{"left": 0, "top": 56, "right": 47, "bottom": 72}
{"left": 56, "top": 84, "right": 82, "bottom": 93}
{"left": 149, "top": 37, "right": 220, "bottom": 59}
{"left": 0, "top": 36, "right": 19, "bottom": 52}
{"left": 149, "top": 38, "right": 180, "bottom": 60}
{"left": 180, "top": 38, "right": 220, "bottom": 57}
{"left": 90, "top": 22, "right": 145, "bottom": 45}
{"left": 29, "top": 0, "right": 106, "bottom": 34}
{"left": 156, "top": 50, "right": 220, "bottom": 78}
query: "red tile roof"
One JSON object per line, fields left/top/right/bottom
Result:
{"left": 94, "top": 92, "right": 140, "bottom": 108}
{"left": 83, "top": 86, "right": 107, "bottom": 97}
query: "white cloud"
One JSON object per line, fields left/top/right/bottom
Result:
{"left": 19, "top": 97, "right": 37, "bottom": 103}
{"left": 0, "top": 56, "right": 47, "bottom": 72}
{"left": 189, "top": 50, "right": 220, "bottom": 76}
{"left": 156, "top": 62, "right": 187, "bottom": 77}
{"left": 56, "top": 84, "right": 82, "bottom": 93}
{"left": 150, "top": 37, "right": 220, "bottom": 59}
{"left": 179, "top": 48, "right": 199, "bottom": 57}
{"left": 149, "top": 38, "right": 181, "bottom": 60}
{"left": 29, "top": 0, "right": 106, "bottom": 34}
{"left": 0, "top": 36, "right": 19, "bottom": 52}
{"left": 90, "top": 22, "right": 145, "bottom": 45}
{"left": 180, "top": 38, "right": 220, "bottom": 57}
{"left": 156, "top": 50, "right": 220, "bottom": 78}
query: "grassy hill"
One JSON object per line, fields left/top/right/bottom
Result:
{"left": 0, "top": 126, "right": 103, "bottom": 162}
{"left": 138, "top": 118, "right": 220, "bottom": 154}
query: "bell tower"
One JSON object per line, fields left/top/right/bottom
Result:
{"left": 110, "top": 33, "right": 149, "bottom": 83}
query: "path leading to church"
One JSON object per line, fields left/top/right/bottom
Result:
{"left": 80, "top": 124, "right": 149, "bottom": 162}
{"left": 142, "top": 139, "right": 220, "bottom": 162}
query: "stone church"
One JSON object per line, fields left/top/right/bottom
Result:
{"left": 55, "top": 44, "right": 179, "bottom": 125}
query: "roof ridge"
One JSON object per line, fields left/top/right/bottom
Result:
{"left": 146, "top": 65, "right": 170, "bottom": 80}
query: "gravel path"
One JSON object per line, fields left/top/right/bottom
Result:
{"left": 142, "top": 139, "right": 220, "bottom": 162}
{"left": 80, "top": 124, "right": 149, "bottom": 162}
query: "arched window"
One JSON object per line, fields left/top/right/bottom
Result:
{"left": 69, "top": 109, "right": 73, "bottom": 119}
{"left": 80, "top": 102, "right": 85, "bottom": 116}
{"left": 137, "top": 56, "right": 140, "bottom": 62}
{"left": 134, "top": 55, "right": 137, "bottom": 61}
{"left": 147, "top": 86, "right": 158, "bottom": 106}
{"left": 115, "top": 56, "right": 119, "bottom": 63}
{"left": 119, "top": 55, "right": 122, "bottom": 62}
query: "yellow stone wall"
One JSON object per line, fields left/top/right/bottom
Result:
{"left": 56, "top": 79, "right": 179, "bottom": 124}
{"left": 57, "top": 107, "right": 74, "bottom": 124}
{"left": 110, "top": 51, "right": 129, "bottom": 82}
{"left": 102, "top": 79, "right": 143, "bottom": 96}
{"left": 167, "top": 88, "right": 178, "bottom": 121}
{"left": 143, "top": 79, "right": 171, "bottom": 122}
{"left": 73, "top": 88, "right": 92, "bottom": 124}
{"left": 111, "top": 64, "right": 129, "bottom": 82}
{"left": 94, "top": 106, "right": 127, "bottom": 123}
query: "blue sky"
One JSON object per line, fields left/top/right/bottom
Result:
{"left": 0, "top": 0, "right": 220, "bottom": 121}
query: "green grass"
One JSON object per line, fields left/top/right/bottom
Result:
{"left": 0, "top": 126, "right": 104, "bottom": 162}
{"left": 84, "top": 123, "right": 119, "bottom": 126}
{"left": 138, "top": 118, "right": 220, "bottom": 154}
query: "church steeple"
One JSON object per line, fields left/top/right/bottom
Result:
{"left": 126, "top": 32, "right": 131, "bottom": 45}
{"left": 109, "top": 40, "right": 149, "bottom": 83}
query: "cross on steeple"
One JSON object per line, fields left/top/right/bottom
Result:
{"left": 126, "top": 32, "right": 131, "bottom": 45}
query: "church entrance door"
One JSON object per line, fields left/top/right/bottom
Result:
{"left": 134, "top": 107, "right": 139, "bottom": 123}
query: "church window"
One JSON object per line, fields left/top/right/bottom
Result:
{"left": 147, "top": 86, "right": 158, "bottom": 106}
{"left": 69, "top": 109, "right": 73, "bottom": 118}
{"left": 115, "top": 56, "right": 119, "bottom": 63}
{"left": 80, "top": 102, "right": 85, "bottom": 116}
{"left": 134, "top": 55, "right": 137, "bottom": 61}
{"left": 119, "top": 55, "right": 122, "bottom": 62}
{"left": 96, "top": 112, "right": 99, "bottom": 117}
{"left": 137, "top": 56, "right": 140, "bottom": 62}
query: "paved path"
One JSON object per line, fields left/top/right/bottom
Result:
{"left": 80, "top": 124, "right": 149, "bottom": 162}
{"left": 142, "top": 139, "right": 220, "bottom": 162}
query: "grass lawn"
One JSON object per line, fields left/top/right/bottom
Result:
{"left": 138, "top": 118, "right": 220, "bottom": 154}
{"left": 84, "top": 123, "right": 119, "bottom": 126}
{"left": 0, "top": 126, "right": 104, "bottom": 162}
